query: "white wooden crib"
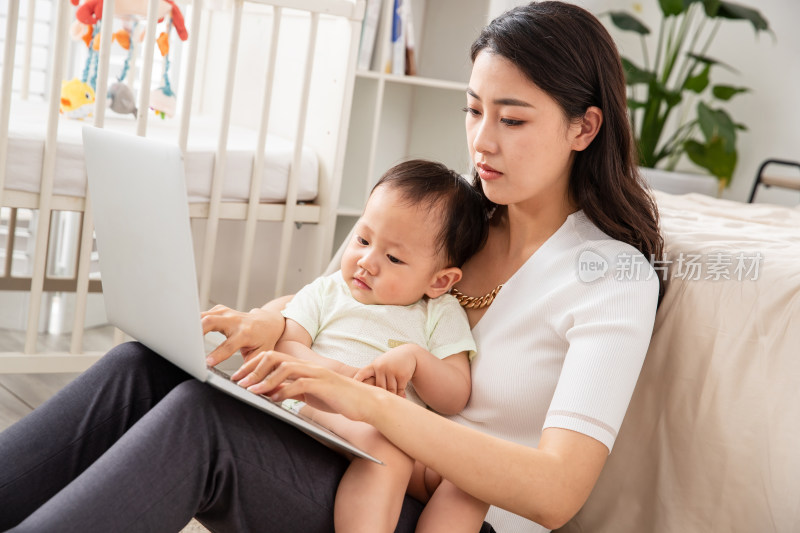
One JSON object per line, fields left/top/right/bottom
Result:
{"left": 0, "top": 0, "right": 365, "bottom": 371}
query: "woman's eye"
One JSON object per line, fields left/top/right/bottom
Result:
{"left": 500, "top": 118, "right": 525, "bottom": 126}
{"left": 462, "top": 106, "right": 481, "bottom": 117}
{"left": 387, "top": 255, "right": 403, "bottom": 264}
{"left": 356, "top": 236, "right": 368, "bottom": 246}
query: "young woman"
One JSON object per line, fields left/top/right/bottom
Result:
{"left": 0, "top": 3, "right": 662, "bottom": 532}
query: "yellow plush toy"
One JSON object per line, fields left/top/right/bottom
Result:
{"left": 60, "top": 78, "right": 96, "bottom": 120}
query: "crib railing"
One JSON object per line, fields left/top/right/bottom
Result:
{"left": 0, "top": 0, "right": 365, "bottom": 372}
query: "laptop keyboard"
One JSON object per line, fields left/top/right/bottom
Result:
{"left": 208, "top": 365, "right": 234, "bottom": 381}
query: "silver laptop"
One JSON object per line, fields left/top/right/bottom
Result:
{"left": 81, "top": 126, "right": 381, "bottom": 464}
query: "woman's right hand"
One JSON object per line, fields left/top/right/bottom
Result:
{"left": 233, "top": 349, "right": 386, "bottom": 424}
{"left": 201, "top": 304, "right": 286, "bottom": 366}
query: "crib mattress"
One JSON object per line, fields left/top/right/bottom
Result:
{"left": 3, "top": 99, "right": 319, "bottom": 204}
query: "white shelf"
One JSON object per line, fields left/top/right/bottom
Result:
{"left": 355, "top": 70, "right": 467, "bottom": 92}
{"left": 336, "top": 0, "right": 490, "bottom": 252}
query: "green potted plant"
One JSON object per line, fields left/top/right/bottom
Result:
{"left": 604, "top": 0, "right": 771, "bottom": 196}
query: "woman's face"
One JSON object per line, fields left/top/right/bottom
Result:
{"left": 465, "top": 50, "right": 581, "bottom": 210}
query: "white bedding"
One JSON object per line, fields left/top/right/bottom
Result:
{"left": 3, "top": 99, "right": 319, "bottom": 204}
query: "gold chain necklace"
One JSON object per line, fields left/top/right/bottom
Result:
{"left": 450, "top": 284, "right": 503, "bottom": 309}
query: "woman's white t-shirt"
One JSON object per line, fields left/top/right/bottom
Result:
{"left": 449, "top": 210, "right": 660, "bottom": 532}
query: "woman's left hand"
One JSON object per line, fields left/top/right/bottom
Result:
{"left": 231, "top": 350, "right": 382, "bottom": 423}
{"left": 201, "top": 304, "right": 285, "bottom": 366}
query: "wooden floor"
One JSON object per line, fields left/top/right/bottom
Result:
{"left": 0, "top": 325, "right": 117, "bottom": 431}
{"left": 0, "top": 371, "right": 80, "bottom": 432}
{"left": 0, "top": 324, "right": 118, "bottom": 354}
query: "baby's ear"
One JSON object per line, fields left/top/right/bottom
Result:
{"left": 425, "top": 267, "right": 463, "bottom": 299}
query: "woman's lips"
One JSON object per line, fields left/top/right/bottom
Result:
{"left": 476, "top": 162, "right": 502, "bottom": 181}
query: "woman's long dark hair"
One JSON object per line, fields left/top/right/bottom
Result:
{"left": 471, "top": 1, "right": 665, "bottom": 300}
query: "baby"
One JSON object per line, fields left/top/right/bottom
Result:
{"left": 275, "top": 159, "right": 490, "bottom": 532}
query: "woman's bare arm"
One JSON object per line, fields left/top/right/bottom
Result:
{"left": 363, "top": 390, "right": 608, "bottom": 529}
{"left": 248, "top": 353, "right": 608, "bottom": 529}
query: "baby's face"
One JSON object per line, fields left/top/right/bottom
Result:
{"left": 341, "top": 186, "right": 446, "bottom": 306}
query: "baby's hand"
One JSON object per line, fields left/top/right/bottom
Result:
{"left": 353, "top": 343, "right": 420, "bottom": 397}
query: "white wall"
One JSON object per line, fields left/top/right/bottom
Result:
{"left": 709, "top": 0, "right": 799, "bottom": 205}
{"left": 489, "top": 0, "right": 800, "bottom": 206}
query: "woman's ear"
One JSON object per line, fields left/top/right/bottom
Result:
{"left": 425, "top": 267, "right": 463, "bottom": 299}
{"left": 571, "top": 106, "right": 603, "bottom": 152}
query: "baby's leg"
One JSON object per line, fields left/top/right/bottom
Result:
{"left": 407, "top": 460, "right": 436, "bottom": 503}
{"left": 310, "top": 408, "right": 415, "bottom": 533}
{"left": 414, "top": 477, "right": 489, "bottom": 533}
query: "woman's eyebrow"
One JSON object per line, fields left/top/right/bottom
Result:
{"left": 466, "top": 87, "right": 532, "bottom": 108}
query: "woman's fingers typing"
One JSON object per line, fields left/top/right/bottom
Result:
{"left": 205, "top": 336, "right": 239, "bottom": 367}
{"left": 264, "top": 362, "right": 378, "bottom": 422}
{"left": 233, "top": 351, "right": 290, "bottom": 389}
{"left": 201, "top": 305, "right": 283, "bottom": 366}
{"left": 229, "top": 351, "right": 379, "bottom": 423}
{"left": 236, "top": 351, "right": 317, "bottom": 398}
{"left": 229, "top": 352, "right": 262, "bottom": 383}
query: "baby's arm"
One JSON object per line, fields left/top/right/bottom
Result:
{"left": 408, "top": 347, "right": 471, "bottom": 415}
{"left": 354, "top": 344, "right": 471, "bottom": 415}
{"left": 275, "top": 319, "right": 359, "bottom": 379}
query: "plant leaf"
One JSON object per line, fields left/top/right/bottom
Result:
{"left": 684, "top": 65, "right": 710, "bottom": 93}
{"left": 608, "top": 11, "right": 650, "bottom": 35}
{"left": 621, "top": 57, "right": 655, "bottom": 85}
{"left": 712, "top": 85, "right": 749, "bottom": 100}
{"left": 701, "top": 0, "right": 722, "bottom": 16}
{"left": 651, "top": 80, "right": 682, "bottom": 107}
{"left": 684, "top": 136, "right": 737, "bottom": 181}
{"left": 627, "top": 98, "right": 648, "bottom": 110}
{"left": 686, "top": 53, "right": 737, "bottom": 73}
{"left": 715, "top": 1, "right": 770, "bottom": 32}
{"left": 712, "top": 109, "right": 737, "bottom": 151}
{"left": 696, "top": 102, "right": 715, "bottom": 141}
{"left": 659, "top": 0, "right": 686, "bottom": 17}
{"left": 697, "top": 102, "right": 736, "bottom": 151}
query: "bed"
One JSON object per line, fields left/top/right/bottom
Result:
{"left": 0, "top": 0, "right": 365, "bottom": 369}
{"left": 559, "top": 191, "right": 800, "bottom": 532}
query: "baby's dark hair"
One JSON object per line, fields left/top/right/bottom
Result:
{"left": 372, "top": 159, "right": 489, "bottom": 267}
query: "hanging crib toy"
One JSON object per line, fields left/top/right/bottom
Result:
{"left": 64, "top": 0, "right": 188, "bottom": 120}
{"left": 150, "top": 14, "right": 181, "bottom": 119}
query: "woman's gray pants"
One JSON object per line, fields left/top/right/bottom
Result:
{"left": 0, "top": 341, "right": 495, "bottom": 532}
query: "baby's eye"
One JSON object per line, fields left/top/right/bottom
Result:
{"left": 356, "top": 235, "right": 368, "bottom": 246}
{"left": 387, "top": 255, "right": 403, "bottom": 264}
